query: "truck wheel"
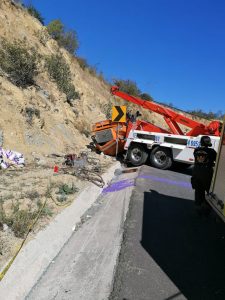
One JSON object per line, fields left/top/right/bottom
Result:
{"left": 127, "top": 144, "right": 148, "bottom": 166}
{"left": 150, "top": 147, "right": 172, "bottom": 170}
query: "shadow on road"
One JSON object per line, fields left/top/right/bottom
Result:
{"left": 170, "top": 164, "right": 193, "bottom": 176}
{"left": 141, "top": 190, "right": 225, "bottom": 300}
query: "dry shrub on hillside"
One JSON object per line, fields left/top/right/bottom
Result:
{"left": 0, "top": 39, "right": 39, "bottom": 88}
{"left": 26, "top": 4, "right": 44, "bottom": 25}
{"left": 102, "top": 101, "right": 114, "bottom": 119}
{"left": 35, "top": 29, "right": 50, "bottom": 46}
{"left": 47, "top": 19, "right": 79, "bottom": 55}
{"left": 0, "top": 196, "right": 52, "bottom": 238}
{"left": 76, "top": 56, "right": 89, "bottom": 70}
{"left": 45, "top": 53, "right": 80, "bottom": 104}
{"left": 24, "top": 107, "right": 41, "bottom": 125}
{"left": 75, "top": 119, "right": 91, "bottom": 137}
{"left": 76, "top": 56, "right": 108, "bottom": 84}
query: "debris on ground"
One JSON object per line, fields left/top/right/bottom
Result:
{"left": 0, "top": 147, "right": 25, "bottom": 169}
{"left": 52, "top": 151, "right": 106, "bottom": 188}
{"left": 0, "top": 150, "right": 113, "bottom": 271}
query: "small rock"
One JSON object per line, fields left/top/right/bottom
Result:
{"left": 3, "top": 224, "right": 8, "bottom": 232}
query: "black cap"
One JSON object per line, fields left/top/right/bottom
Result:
{"left": 200, "top": 136, "right": 212, "bottom": 147}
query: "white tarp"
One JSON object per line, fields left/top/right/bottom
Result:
{"left": 0, "top": 147, "right": 25, "bottom": 169}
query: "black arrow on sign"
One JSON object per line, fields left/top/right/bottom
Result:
{"left": 114, "top": 106, "right": 124, "bottom": 121}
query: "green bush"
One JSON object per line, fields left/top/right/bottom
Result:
{"left": 37, "top": 200, "right": 53, "bottom": 217}
{"left": 88, "top": 65, "right": 98, "bottom": 76}
{"left": 113, "top": 79, "right": 141, "bottom": 96}
{"left": 102, "top": 102, "right": 113, "bottom": 119}
{"left": 76, "top": 56, "right": 89, "bottom": 70}
{"left": 45, "top": 53, "right": 80, "bottom": 103}
{"left": 25, "top": 107, "right": 40, "bottom": 125}
{"left": 56, "top": 184, "right": 78, "bottom": 195}
{"left": 62, "top": 31, "right": 79, "bottom": 54}
{"left": 26, "top": 4, "right": 44, "bottom": 25}
{"left": 0, "top": 197, "right": 53, "bottom": 238}
{"left": 0, "top": 198, "right": 7, "bottom": 226}
{"left": 76, "top": 57, "right": 107, "bottom": 83}
{"left": 0, "top": 39, "right": 39, "bottom": 88}
{"left": 11, "top": 209, "right": 35, "bottom": 238}
{"left": 55, "top": 183, "right": 78, "bottom": 203}
{"left": 47, "top": 20, "right": 79, "bottom": 54}
{"left": 98, "top": 71, "right": 107, "bottom": 83}
{"left": 140, "top": 93, "right": 154, "bottom": 101}
{"left": 188, "top": 109, "right": 224, "bottom": 120}
{"left": 47, "top": 19, "right": 63, "bottom": 41}
{"left": 113, "top": 79, "right": 155, "bottom": 103}
{"left": 0, "top": 199, "right": 33, "bottom": 238}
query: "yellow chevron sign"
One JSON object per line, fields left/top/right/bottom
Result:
{"left": 112, "top": 106, "right": 126, "bottom": 122}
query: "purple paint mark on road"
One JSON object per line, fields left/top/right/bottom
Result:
{"left": 103, "top": 174, "right": 191, "bottom": 194}
{"left": 138, "top": 175, "right": 192, "bottom": 188}
{"left": 102, "top": 179, "right": 135, "bottom": 193}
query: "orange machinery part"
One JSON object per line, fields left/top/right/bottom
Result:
{"left": 92, "top": 119, "right": 170, "bottom": 156}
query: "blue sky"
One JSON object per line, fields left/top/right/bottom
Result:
{"left": 24, "top": 0, "right": 225, "bottom": 113}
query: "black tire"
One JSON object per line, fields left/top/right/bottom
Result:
{"left": 127, "top": 144, "right": 148, "bottom": 166}
{"left": 150, "top": 147, "right": 172, "bottom": 170}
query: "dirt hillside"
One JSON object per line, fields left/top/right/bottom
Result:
{"left": 0, "top": 0, "right": 113, "bottom": 160}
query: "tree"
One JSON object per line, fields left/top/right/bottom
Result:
{"left": 47, "top": 20, "right": 79, "bottom": 54}
{"left": 47, "top": 20, "right": 63, "bottom": 41}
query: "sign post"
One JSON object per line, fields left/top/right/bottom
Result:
{"left": 111, "top": 106, "right": 126, "bottom": 157}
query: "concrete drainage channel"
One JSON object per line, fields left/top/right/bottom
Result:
{"left": 0, "top": 162, "right": 139, "bottom": 300}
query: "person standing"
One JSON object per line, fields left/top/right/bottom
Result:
{"left": 191, "top": 136, "right": 217, "bottom": 215}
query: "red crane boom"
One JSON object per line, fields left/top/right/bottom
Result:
{"left": 111, "top": 86, "right": 221, "bottom": 136}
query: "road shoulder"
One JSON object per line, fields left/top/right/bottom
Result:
{"left": 0, "top": 163, "right": 121, "bottom": 300}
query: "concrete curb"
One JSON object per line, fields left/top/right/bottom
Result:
{"left": 0, "top": 162, "right": 120, "bottom": 300}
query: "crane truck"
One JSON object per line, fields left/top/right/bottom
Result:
{"left": 89, "top": 86, "right": 221, "bottom": 169}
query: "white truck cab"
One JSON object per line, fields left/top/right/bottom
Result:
{"left": 125, "top": 129, "right": 220, "bottom": 169}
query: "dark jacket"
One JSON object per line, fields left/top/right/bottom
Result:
{"left": 191, "top": 146, "right": 217, "bottom": 192}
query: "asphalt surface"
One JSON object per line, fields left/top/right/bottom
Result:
{"left": 26, "top": 169, "right": 137, "bottom": 300}
{"left": 110, "top": 165, "right": 225, "bottom": 300}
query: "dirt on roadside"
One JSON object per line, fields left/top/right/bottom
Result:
{"left": 0, "top": 151, "right": 113, "bottom": 271}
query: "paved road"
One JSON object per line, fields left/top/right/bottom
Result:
{"left": 26, "top": 169, "right": 137, "bottom": 300}
{"left": 110, "top": 165, "right": 225, "bottom": 300}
